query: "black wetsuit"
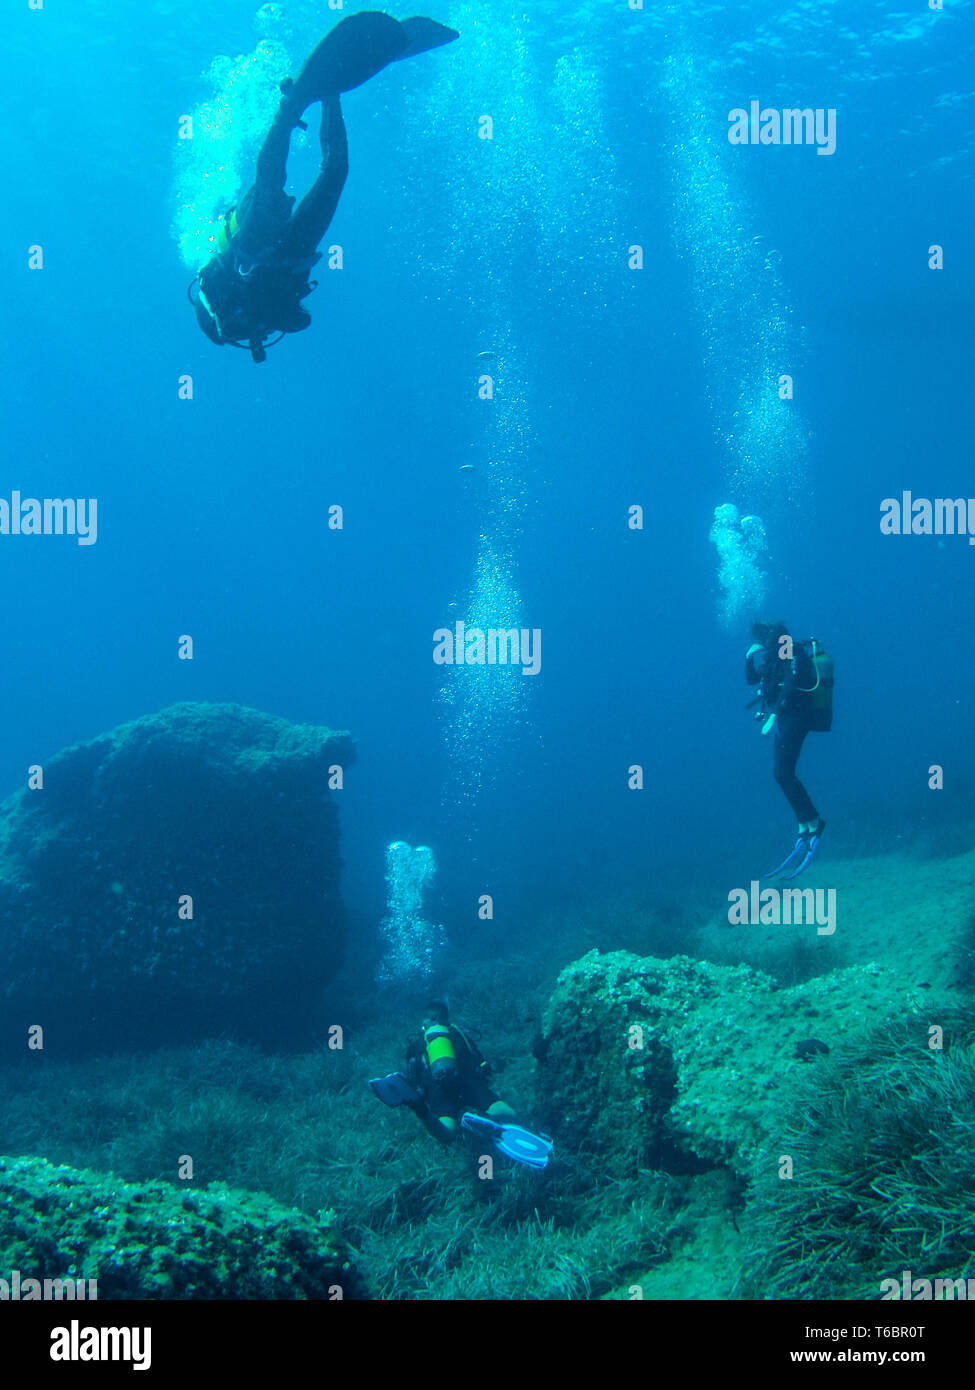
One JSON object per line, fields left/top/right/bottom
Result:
{"left": 196, "top": 94, "right": 348, "bottom": 361}
{"left": 747, "top": 640, "right": 821, "bottom": 824}
{"left": 405, "top": 1026, "right": 499, "bottom": 1142}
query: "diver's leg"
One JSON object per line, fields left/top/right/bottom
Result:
{"left": 773, "top": 718, "right": 818, "bottom": 824}
{"left": 486, "top": 1100, "right": 518, "bottom": 1122}
{"left": 233, "top": 95, "right": 304, "bottom": 265}
{"left": 282, "top": 94, "right": 349, "bottom": 260}
{"left": 407, "top": 1087, "right": 456, "bottom": 1146}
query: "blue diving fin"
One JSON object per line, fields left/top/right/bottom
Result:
{"left": 761, "top": 836, "right": 808, "bottom": 879}
{"left": 461, "top": 1112, "right": 554, "bottom": 1170}
{"left": 779, "top": 824, "right": 825, "bottom": 881}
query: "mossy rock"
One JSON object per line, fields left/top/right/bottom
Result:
{"left": 0, "top": 702, "right": 354, "bottom": 1055}
{"left": 535, "top": 948, "right": 950, "bottom": 1178}
{"left": 0, "top": 1154, "right": 367, "bottom": 1299}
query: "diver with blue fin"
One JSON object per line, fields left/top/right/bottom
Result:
{"left": 369, "top": 1002, "right": 554, "bottom": 1171}
{"left": 188, "top": 12, "right": 458, "bottom": 362}
{"left": 746, "top": 618, "right": 833, "bottom": 880}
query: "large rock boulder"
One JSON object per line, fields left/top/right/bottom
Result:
{"left": 0, "top": 703, "right": 353, "bottom": 1055}
{"left": 0, "top": 1154, "right": 366, "bottom": 1299}
{"left": 533, "top": 948, "right": 942, "bottom": 1178}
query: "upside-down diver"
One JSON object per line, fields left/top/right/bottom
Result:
{"left": 188, "top": 11, "right": 458, "bottom": 362}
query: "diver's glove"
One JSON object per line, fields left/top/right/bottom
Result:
{"left": 761, "top": 713, "right": 776, "bottom": 736}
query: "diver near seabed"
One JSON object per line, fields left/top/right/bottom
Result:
{"left": 369, "top": 1002, "right": 554, "bottom": 1170}
{"left": 746, "top": 619, "right": 834, "bottom": 880}
{"left": 188, "top": 12, "right": 458, "bottom": 362}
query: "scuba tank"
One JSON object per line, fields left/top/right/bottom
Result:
{"left": 424, "top": 1023, "right": 457, "bottom": 1082}
{"left": 216, "top": 206, "right": 240, "bottom": 255}
{"left": 796, "top": 639, "right": 834, "bottom": 731}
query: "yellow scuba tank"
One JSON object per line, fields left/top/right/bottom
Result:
{"left": 424, "top": 1024, "right": 457, "bottom": 1081}
{"left": 217, "top": 207, "right": 239, "bottom": 254}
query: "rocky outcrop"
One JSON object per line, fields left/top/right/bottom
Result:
{"left": 0, "top": 703, "right": 353, "bottom": 1055}
{"left": 0, "top": 1154, "right": 366, "bottom": 1299}
{"left": 534, "top": 948, "right": 942, "bottom": 1178}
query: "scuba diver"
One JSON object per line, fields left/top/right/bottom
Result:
{"left": 369, "top": 1002, "right": 553, "bottom": 1170}
{"left": 746, "top": 619, "right": 834, "bottom": 879}
{"left": 188, "top": 12, "right": 458, "bottom": 362}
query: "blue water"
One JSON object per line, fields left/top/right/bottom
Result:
{"left": 4, "top": 0, "right": 974, "bottom": 961}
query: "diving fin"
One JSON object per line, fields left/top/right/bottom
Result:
{"left": 460, "top": 1112, "right": 554, "bottom": 1170}
{"left": 394, "top": 17, "right": 461, "bottom": 61}
{"left": 369, "top": 1072, "right": 423, "bottom": 1107}
{"left": 761, "top": 836, "right": 807, "bottom": 880}
{"left": 780, "top": 822, "right": 826, "bottom": 881}
{"left": 289, "top": 12, "right": 457, "bottom": 108}
{"left": 494, "top": 1124, "right": 554, "bottom": 1170}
